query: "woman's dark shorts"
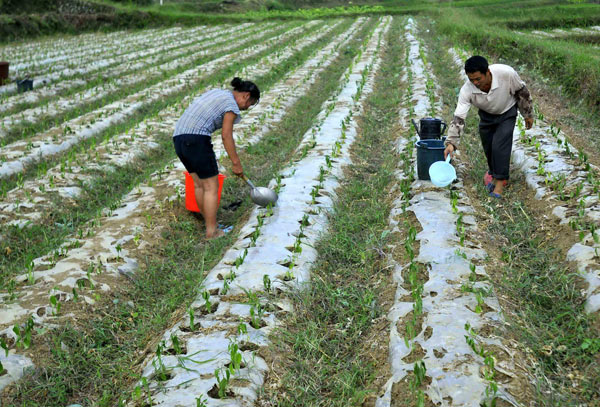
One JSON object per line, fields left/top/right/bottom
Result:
{"left": 173, "top": 134, "right": 218, "bottom": 179}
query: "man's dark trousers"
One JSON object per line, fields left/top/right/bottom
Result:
{"left": 478, "top": 104, "right": 517, "bottom": 181}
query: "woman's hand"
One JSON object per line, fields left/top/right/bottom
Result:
{"left": 232, "top": 162, "right": 244, "bottom": 177}
{"left": 444, "top": 143, "right": 455, "bottom": 159}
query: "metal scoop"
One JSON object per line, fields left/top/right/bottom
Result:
{"left": 242, "top": 175, "right": 278, "bottom": 207}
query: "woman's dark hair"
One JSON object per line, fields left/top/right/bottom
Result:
{"left": 231, "top": 77, "right": 260, "bottom": 103}
{"left": 464, "top": 56, "right": 489, "bottom": 75}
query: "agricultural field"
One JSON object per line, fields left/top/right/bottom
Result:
{"left": 0, "top": 1, "right": 599, "bottom": 406}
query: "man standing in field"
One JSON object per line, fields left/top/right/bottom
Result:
{"left": 443, "top": 55, "right": 534, "bottom": 198}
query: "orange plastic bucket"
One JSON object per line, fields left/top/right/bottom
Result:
{"left": 184, "top": 172, "right": 226, "bottom": 212}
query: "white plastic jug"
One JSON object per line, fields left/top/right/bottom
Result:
{"left": 429, "top": 155, "right": 456, "bottom": 187}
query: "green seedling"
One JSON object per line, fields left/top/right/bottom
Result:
{"left": 26, "top": 258, "right": 35, "bottom": 285}
{"left": 293, "top": 238, "right": 302, "bottom": 254}
{"left": 404, "top": 238, "right": 415, "bottom": 261}
{"left": 49, "top": 294, "right": 61, "bottom": 315}
{"left": 249, "top": 304, "right": 263, "bottom": 329}
{"left": 404, "top": 320, "right": 415, "bottom": 348}
{"left": 1, "top": 337, "right": 9, "bottom": 356}
{"left": 475, "top": 291, "right": 484, "bottom": 314}
{"left": 153, "top": 342, "right": 169, "bottom": 381}
{"left": 263, "top": 274, "right": 272, "bottom": 292}
{"left": 215, "top": 368, "right": 231, "bottom": 399}
{"left": 469, "top": 262, "right": 477, "bottom": 282}
{"left": 188, "top": 307, "right": 196, "bottom": 331}
{"left": 171, "top": 334, "right": 183, "bottom": 355}
{"left": 222, "top": 278, "right": 230, "bottom": 295}
{"left": 13, "top": 317, "right": 34, "bottom": 350}
{"left": 202, "top": 291, "right": 212, "bottom": 314}
{"left": 228, "top": 342, "right": 243, "bottom": 373}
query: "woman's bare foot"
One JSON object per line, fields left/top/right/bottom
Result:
{"left": 206, "top": 229, "right": 225, "bottom": 239}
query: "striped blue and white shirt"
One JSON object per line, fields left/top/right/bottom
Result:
{"left": 173, "top": 89, "right": 241, "bottom": 137}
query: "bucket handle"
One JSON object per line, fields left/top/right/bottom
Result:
{"left": 411, "top": 119, "right": 421, "bottom": 138}
{"left": 440, "top": 121, "right": 447, "bottom": 136}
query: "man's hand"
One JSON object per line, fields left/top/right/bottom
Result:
{"left": 232, "top": 162, "right": 243, "bottom": 177}
{"left": 525, "top": 117, "right": 534, "bottom": 130}
{"left": 444, "top": 143, "right": 455, "bottom": 160}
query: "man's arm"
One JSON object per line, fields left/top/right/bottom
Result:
{"left": 444, "top": 86, "right": 470, "bottom": 158}
{"left": 222, "top": 112, "right": 243, "bottom": 177}
{"left": 515, "top": 85, "right": 534, "bottom": 129}
{"left": 445, "top": 116, "right": 465, "bottom": 150}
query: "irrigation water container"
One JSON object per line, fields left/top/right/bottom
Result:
{"left": 0, "top": 62, "right": 8, "bottom": 86}
{"left": 412, "top": 117, "right": 447, "bottom": 139}
{"left": 184, "top": 172, "right": 226, "bottom": 212}
{"left": 16, "top": 79, "right": 33, "bottom": 93}
{"left": 416, "top": 138, "right": 446, "bottom": 181}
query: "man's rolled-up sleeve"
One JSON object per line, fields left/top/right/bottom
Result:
{"left": 514, "top": 85, "right": 533, "bottom": 120}
{"left": 445, "top": 86, "right": 470, "bottom": 149}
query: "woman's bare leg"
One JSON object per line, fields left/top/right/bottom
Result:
{"left": 199, "top": 175, "right": 222, "bottom": 238}
{"left": 190, "top": 172, "right": 205, "bottom": 216}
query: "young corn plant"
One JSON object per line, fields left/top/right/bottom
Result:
{"left": 12, "top": 317, "right": 34, "bottom": 350}
{"left": 214, "top": 367, "right": 231, "bottom": 399}
{"left": 411, "top": 360, "right": 427, "bottom": 407}
{"left": 49, "top": 294, "right": 61, "bottom": 316}
{"left": 228, "top": 342, "right": 243, "bottom": 373}
{"left": 202, "top": 290, "right": 213, "bottom": 314}
{"left": 188, "top": 306, "right": 196, "bottom": 331}
{"left": 153, "top": 342, "right": 170, "bottom": 382}
{"left": 465, "top": 323, "right": 498, "bottom": 406}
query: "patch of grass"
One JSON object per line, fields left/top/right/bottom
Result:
{"left": 1, "top": 18, "right": 377, "bottom": 406}
{"left": 423, "top": 19, "right": 600, "bottom": 406}
{"left": 261, "top": 17, "right": 406, "bottom": 407}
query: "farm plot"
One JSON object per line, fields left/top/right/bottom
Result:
{"left": 2, "top": 15, "right": 353, "bottom": 323}
{"left": 0, "top": 17, "right": 363, "bottom": 334}
{"left": 0, "top": 21, "right": 298, "bottom": 145}
{"left": 0, "top": 17, "right": 385, "bottom": 405}
{"left": 376, "top": 19, "right": 530, "bottom": 407}
{"left": 0, "top": 23, "right": 261, "bottom": 117}
{"left": 522, "top": 25, "right": 600, "bottom": 38}
{"left": 0, "top": 20, "right": 341, "bottom": 229}
{"left": 0, "top": 26, "right": 206, "bottom": 96}
{"left": 2, "top": 11, "right": 597, "bottom": 407}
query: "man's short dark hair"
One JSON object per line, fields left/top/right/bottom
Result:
{"left": 465, "top": 56, "right": 489, "bottom": 75}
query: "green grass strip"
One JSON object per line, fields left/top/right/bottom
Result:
{"left": 261, "top": 17, "right": 406, "bottom": 407}
{"left": 2, "top": 18, "right": 378, "bottom": 407}
{"left": 423, "top": 20, "right": 600, "bottom": 406}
